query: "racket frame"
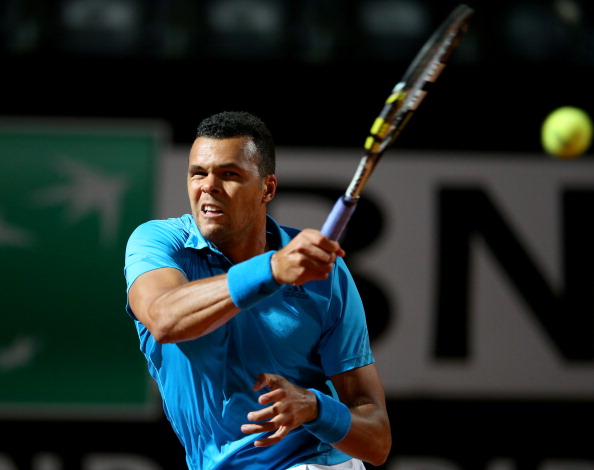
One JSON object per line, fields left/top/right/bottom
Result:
{"left": 321, "top": 4, "right": 474, "bottom": 240}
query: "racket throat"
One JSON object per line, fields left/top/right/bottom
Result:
{"left": 346, "top": 155, "right": 378, "bottom": 199}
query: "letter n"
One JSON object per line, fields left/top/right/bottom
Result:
{"left": 434, "top": 187, "right": 594, "bottom": 361}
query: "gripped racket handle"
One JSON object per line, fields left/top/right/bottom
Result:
{"left": 321, "top": 195, "right": 359, "bottom": 241}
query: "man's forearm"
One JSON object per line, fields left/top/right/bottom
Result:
{"left": 332, "top": 404, "right": 392, "bottom": 467}
{"left": 147, "top": 274, "right": 240, "bottom": 343}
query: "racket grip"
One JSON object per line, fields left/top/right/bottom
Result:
{"left": 321, "top": 195, "right": 359, "bottom": 241}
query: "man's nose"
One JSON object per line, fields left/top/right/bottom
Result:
{"left": 201, "top": 175, "right": 220, "bottom": 194}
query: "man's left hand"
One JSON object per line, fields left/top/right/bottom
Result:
{"left": 241, "top": 373, "right": 318, "bottom": 446}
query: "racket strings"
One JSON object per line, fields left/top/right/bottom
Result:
{"left": 344, "top": 4, "right": 474, "bottom": 204}
{"left": 363, "top": 11, "right": 472, "bottom": 159}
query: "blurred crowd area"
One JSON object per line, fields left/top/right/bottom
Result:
{"left": 1, "top": 0, "right": 594, "bottom": 66}
{"left": 2, "top": 0, "right": 594, "bottom": 151}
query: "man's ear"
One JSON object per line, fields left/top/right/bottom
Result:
{"left": 262, "top": 174, "right": 277, "bottom": 203}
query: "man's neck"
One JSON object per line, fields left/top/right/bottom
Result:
{"left": 219, "top": 230, "right": 269, "bottom": 265}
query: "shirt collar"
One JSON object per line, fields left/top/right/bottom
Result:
{"left": 183, "top": 214, "right": 291, "bottom": 253}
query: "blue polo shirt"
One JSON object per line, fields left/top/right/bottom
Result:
{"left": 124, "top": 214, "right": 374, "bottom": 470}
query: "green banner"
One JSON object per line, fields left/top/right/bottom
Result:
{"left": 0, "top": 119, "right": 165, "bottom": 418}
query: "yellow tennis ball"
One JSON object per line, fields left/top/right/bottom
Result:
{"left": 541, "top": 106, "right": 593, "bottom": 159}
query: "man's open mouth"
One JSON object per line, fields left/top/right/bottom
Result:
{"left": 202, "top": 205, "right": 223, "bottom": 215}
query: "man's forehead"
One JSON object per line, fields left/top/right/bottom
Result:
{"left": 189, "top": 136, "right": 258, "bottom": 167}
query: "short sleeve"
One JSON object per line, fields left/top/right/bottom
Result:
{"left": 317, "top": 259, "right": 375, "bottom": 377}
{"left": 124, "top": 219, "right": 188, "bottom": 293}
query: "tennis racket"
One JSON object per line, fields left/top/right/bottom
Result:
{"left": 321, "top": 4, "right": 474, "bottom": 240}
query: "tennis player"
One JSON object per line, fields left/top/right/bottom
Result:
{"left": 124, "top": 111, "right": 391, "bottom": 469}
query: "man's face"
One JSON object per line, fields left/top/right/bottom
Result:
{"left": 187, "top": 136, "right": 275, "bottom": 249}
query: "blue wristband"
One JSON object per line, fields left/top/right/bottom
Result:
{"left": 227, "top": 251, "right": 282, "bottom": 309}
{"left": 302, "top": 388, "right": 352, "bottom": 444}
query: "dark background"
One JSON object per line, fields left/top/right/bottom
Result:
{"left": 2, "top": 1, "right": 594, "bottom": 469}
{"left": 3, "top": 0, "right": 594, "bottom": 153}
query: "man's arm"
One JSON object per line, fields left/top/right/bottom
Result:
{"left": 330, "top": 364, "right": 392, "bottom": 466}
{"left": 128, "top": 268, "right": 241, "bottom": 343}
{"left": 242, "top": 365, "right": 391, "bottom": 466}
{"left": 128, "top": 229, "right": 343, "bottom": 344}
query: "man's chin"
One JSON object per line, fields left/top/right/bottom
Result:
{"left": 196, "top": 218, "right": 228, "bottom": 244}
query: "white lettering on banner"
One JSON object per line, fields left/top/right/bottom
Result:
{"left": 540, "top": 461, "right": 594, "bottom": 470}
{"left": 387, "top": 458, "right": 594, "bottom": 470}
{"left": 2, "top": 452, "right": 592, "bottom": 470}
{"left": 486, "top": 460, "right": 516, "bottom": 470}
{"left": 31, "top": 454, "right": 61, "bottom": 470}
{"left": 84, "top": 454, "right": 163, "bottom": 470}
{"left": 0, "top": 453, "right": 164, "bottom": 470}
{"left": 0, "top": 454, "right": 18, "bottom": 470}
{"left": 160, "top": 148, "right": 594, "bottom": 399}
{"left": 388, "top": 457, "right": 463, "bottom": 469}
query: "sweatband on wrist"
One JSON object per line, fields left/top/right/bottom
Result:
{"left": 227, "top": 251, "right": 282, "bottom": 309}
{"left": 302, "top": 388, "right": 352, "bottom": 444}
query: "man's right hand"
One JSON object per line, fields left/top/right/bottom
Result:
{"left": 270, "top": 229, "right": 345, "bottom": 286}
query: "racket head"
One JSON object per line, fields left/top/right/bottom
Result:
{"left": 346, "top": 4, "right": 474, "bottom": 199}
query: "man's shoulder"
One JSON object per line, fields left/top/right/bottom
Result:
{"left": 129, "top": 214, "right": 194, "bottom": 244}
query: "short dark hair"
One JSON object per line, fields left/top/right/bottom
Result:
{"left": 195, "top": 111, "right": 275, "bottom": 177}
